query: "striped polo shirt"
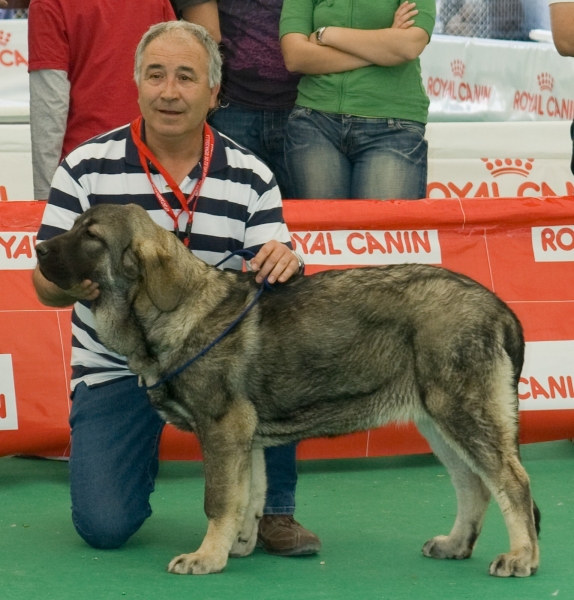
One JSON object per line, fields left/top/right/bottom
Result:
{"left": 37, "top": 122, "right": 291, "bottom": 390}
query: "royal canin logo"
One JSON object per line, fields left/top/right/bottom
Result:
{"left": 519, "top": 341, "right": 574, "bottom": 409}
{"left": 481, "top": 158, "right": 534, "bottom": 178}
{"left": 514, "top": 72, "right": 574, "bottom": 119}
{"left": 537, "top": 72, "right": 554, "bottom": 93}
{"left": 0, "top": 28, "right": 27, "bottom": 68}
{"left": 427, "top": 157, "right": 574, "bottom": 198}
{"left": 427, "top": 57, "right": 491, "bottom": 104}
{"left": 0, "top": 232, "right": 37, "bottom": 270}
{"left": 291, "top": 230, "right": 442, "bottom": 266}
{"left": 450, "top": 59, "right": 465, "bottom": 79}
{"left": 0, "top": 30, "right": 11, "bottom": 47}
{"left": 532, "top": 225, "right": 574, "bottom": 262}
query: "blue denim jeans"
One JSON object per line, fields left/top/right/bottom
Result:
{"left": 69, "top": 377, "right": 296, "bottom": 549}
{"left": 284, "top": 107, "right": 428, "bottom": 200}
{"left": 209, "top": 102, "right": 294, "bottom": 199}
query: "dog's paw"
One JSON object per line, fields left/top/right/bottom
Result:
{"left": 229, "top": 528, "right": 257, "bottom": 558}
{"left": 489, "top": 551, "right": 538, "bottom": 577}
{"left": 167, "top": 551, "right": 227, "bottom": 575}
{"left": 422, "top": 535, "right": 473, "bottom": 560}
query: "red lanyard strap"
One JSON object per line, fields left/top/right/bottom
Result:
{"left": 130, "top": 116, "right": 214, "bottom": 246}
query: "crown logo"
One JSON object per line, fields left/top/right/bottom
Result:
{"left": 481, "top": 158, "right": 534, "bottom": 178}
{"left": 451, "top": 59, "right": 465, "bottom": 79}
{"left": 0, "top": 31, "right": 12, "bottom": 47}
{"left": 537, "top": 72, "right": 554, "bottom": 92}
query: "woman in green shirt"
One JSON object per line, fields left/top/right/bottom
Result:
{"left": 280, "top": 0, "right": 436, "bottom": 200}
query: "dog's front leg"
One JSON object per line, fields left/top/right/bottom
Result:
{"left": 168, "top": 399, "right": 257, "bottom": 575}
{"left": 230, "top": 447, "right": 266, "bottom": 558}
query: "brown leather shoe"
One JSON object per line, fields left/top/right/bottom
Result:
{"left": 257, "top": 515, "right": 321, "bottom": 556}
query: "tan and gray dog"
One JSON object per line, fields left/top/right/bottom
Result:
{"left": 36, "top": 203, "right": 540, "bottom": 577}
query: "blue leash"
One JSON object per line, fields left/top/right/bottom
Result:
{"left": 145, "top": 250, "right": 270, "bottom": 391}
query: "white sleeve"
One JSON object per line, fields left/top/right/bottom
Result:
{"left": 29, "top": 69, "right": 70, "bottom": 200}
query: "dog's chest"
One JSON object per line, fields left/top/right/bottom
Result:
{"left": 148, "top": 387, "right": 197, "bottom": 433}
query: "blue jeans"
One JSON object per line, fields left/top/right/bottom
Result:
{"left": 285, "top": 107, "right": 428, "bottom": 200}
{"left": 209, "top": 102, "right": 294, "bottom": 199}
{"left": 69, "top": 377, "right": 296, "bottom": 549}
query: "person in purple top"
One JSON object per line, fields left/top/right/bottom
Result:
{"left": 177, "top": 0, "right": 321, "bottom": 557}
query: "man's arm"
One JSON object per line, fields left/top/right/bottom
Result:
{"left": 550, "top": 2, "right": 574, "bottom": 56}
{"left": 177, "top": 0, "right": 221, "bottom": 43}
{"left": 33, "top": 266, "right": 99, "bottom": 307}
{"left": 29, "top": 69, "right": 70, "bottom": 200}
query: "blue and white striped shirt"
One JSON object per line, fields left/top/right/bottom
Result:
{"left": 37, "top": 122, "right": 291, "bottom": 390}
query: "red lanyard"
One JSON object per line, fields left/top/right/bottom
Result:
{"left": 130, "top": 116, "right": 214, "bottom": 247}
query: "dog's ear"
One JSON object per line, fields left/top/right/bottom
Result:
{"left": 135, "top": 236, "right": 188, "bottom": 312}
{"left": 121, "top": 247, "right": 139, "bottom": 280}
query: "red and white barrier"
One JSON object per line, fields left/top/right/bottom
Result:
{"left": 1, "top": 198, "right": 573, "bottom": 460}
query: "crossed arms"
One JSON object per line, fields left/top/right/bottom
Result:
{"left": 280, "top": 2, "right": 430, "bottom": 75}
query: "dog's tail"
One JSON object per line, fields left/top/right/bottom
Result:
{"left": 533, "top": 500, "right": 542, "bottom": 537}
{"left": 501, "top": 308, "right": 525, "bottom": 390}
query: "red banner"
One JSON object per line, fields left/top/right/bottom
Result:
{"left": 1, "top": 198, "right": 573, "bottom": 460}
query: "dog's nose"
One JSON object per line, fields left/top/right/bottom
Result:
{"left": 35, "top": 242, "right": 49, "bottom": 259}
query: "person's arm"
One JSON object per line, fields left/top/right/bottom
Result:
{"left": 29, "top": 69, "right": 69, "bottom": 200}
{"left": 280, "top": 1, "right": 421, "bottom": 74}
{"left": 28, "top": 0, "right": 71, "bottom": 199}
{"left": 33, "top": 266, "right": 99, "bottom": 307}
{"left": 315, "top": 25, "right": 429, "bottom": 67}
{"left": 281, "top": 34, "right": 371, "bottom": 74}
{"left": 550, "top": 2, "right": 574, "bottom": 56}
{"left": 176, "top": 0, "right": 221, "bottom": 43}
{"left": 33, "top": 156, "right": 95, "bottom": 305}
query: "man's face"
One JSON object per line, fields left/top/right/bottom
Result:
{"left": 137, "top": 32, "right": 219, "bottom": 141}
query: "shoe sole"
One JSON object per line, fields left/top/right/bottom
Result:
{"left": 258, "top": 541, "right": 321, "bottom": 557}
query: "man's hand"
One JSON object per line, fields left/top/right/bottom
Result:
{"left": 250, "top": 241, "right": 300, "bottom": 284}
{"left": 392, "top": 1, "right": 418, "bottom": 29}
{"left": 65, "top": 279, "right": 101, "bottom": 301}
{"left": 0, "top": 1, "right": 8, "bottom": 8}
{"left": 33, "top": 265, "right": 99, "bottom": 307}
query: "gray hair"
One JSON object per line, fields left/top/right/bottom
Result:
{"left": 134, "top": 21, "right": 222, "bottom": 88}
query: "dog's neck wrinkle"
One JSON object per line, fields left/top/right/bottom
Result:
{"left": 92, "top": 289, "right": 162, "bottom": 378}
{"left": 141, "top": 268, "right": 254, "bottom": 367}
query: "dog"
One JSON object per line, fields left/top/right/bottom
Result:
{"left": 35, "top": 203, "right": 540, "bottom": 577}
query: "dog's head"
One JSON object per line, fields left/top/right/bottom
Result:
{"left": 36, "top": 204, "right": 191, "bottom": 312}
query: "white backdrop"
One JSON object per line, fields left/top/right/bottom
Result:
{"left": 0, "top": 20, "right": 28, "bottom": 123}
{"left": 2, "top": 121, "right": 572, "bottom": 202}
{"left": 422, "top": 35, "right": 574, "bottom": 122}
{"left": 2, "top": 21, "right": 574, "bottom": 200}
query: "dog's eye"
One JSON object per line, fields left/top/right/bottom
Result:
{"left": 85, "top": 229, "right": 98, "bottom": 239}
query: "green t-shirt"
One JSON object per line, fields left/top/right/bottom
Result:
{"left": 279, "top": 0, "right": 436, "bottom": 123}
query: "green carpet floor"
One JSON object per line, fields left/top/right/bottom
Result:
{"left": 1, "top": 440, "right": 573, "bottom": 600}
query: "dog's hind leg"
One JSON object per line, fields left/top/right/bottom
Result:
{"left": 416, "top": 418, "right": 491, "bottom": 560}
{"left": 229, "top": 447, "right": 266, "bottom": 558}
{"left": 168, "top": 399, "right": 257, "bottom": 575}
{"left": 421, "top": 359, "right": 539, "bottom": 577}
{"left": 484, "top": 453, "right": 540, "bottom": 577}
